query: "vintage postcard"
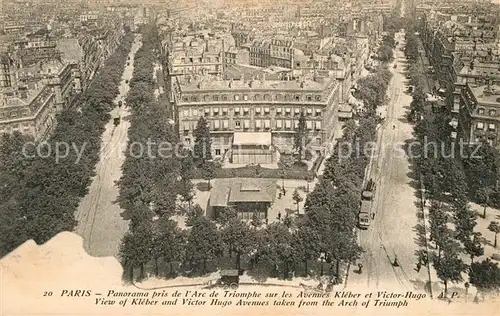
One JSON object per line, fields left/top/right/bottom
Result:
{"left": 1, "top": 0, "right": 500, "bottom": 315}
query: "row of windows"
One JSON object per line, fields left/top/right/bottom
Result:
{"left": 181, "top": 93, "right": 323, "bottom": 103}
{"left": 475, "top": 135, "right": 495, "bottom": 146}
{"left": 182, "top": 119, "right": 322, "bottom": 131}
{"left": 0, "top": 110, "right": 30, "bottom": 119}
{"left": 0, "top": 122, "right": 32, "bottom": 132}
{"left": 177, "top": 57, "right": 220, "bottom": 64}
{"left": 477, "top": 108, "right": 497, "bottom": 116}
{"left": 182, "top": 107, "right": 323, "bottom": 117}
{"left": 476, "top": 122, "right": 497, "bottom": 131}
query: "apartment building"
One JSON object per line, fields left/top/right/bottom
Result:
{"left": 172, "top": 68, "right": 345, "bottom": 163}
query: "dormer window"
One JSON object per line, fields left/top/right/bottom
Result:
{"left": 478, "top": 108, "right": 485, "bottom": 115}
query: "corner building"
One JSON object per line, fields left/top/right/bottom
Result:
{"left": 173, "top": 70, "right": 344, "bottom": 164}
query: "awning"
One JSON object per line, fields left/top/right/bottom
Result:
{"left": 285, "top": 108, "right": 291, "bottom": 113}
{"left": 234, "top": 107, "right": 240, "bottom": 112}
{"left": 243, "top": 107, "right": 249, "bottom": 112}
{"left": 222, "top": 107, "right": 228, "bottom": 113}
{"left": 276, "top": 107, "right": 282, "bottom": 113}
{"left": 213, "top": 107, "right": 219, "bottom": 113}
{"left": 255, "top": 120, "right": 262, "bottom": 128}
{"left": 255, "top": 107, "right": 261, "bottom": 113}
{"left": 233, "top": 132, "right": 272, "bottom": 146}
{"left": 307, "top": 109, "right": 312, "bottom": 114}
{"left": 214, "top": 120, "right": 220, "bottom": 129}
{"left": 264, "top": 120, "right": 271, "bottom": 129}
{"left": 223, "top": 120, "right": 229, "bottom": 129}
{"left": 306, "top": 121, "right": 313, "bottom": 129}
{"left": 294, "top": 108, "right": 300, "bottom": 114}
{"left": 183, "top": 122, "right": 190, "bottom": 131}
{"left": 294, "top": 120, "right": 299, "bottom": 128}
{"left": 315, "top": 121, "right": 322, "bottom": 130}
{"left": 264, "top": 107, "right": 270, "bottom": 113}
{"left": 205, "top": 108, "right": 210, "bottom": 113}
{"left": 316, "top": 109, "right": 322, "bottom": 114}
{"left": 276, "top": 120, "right": 283, "bottom": 128}
{"left": 285, "top": 120, "right": 292, "bottom": 129}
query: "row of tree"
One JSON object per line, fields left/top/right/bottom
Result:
{"left": 406, "top": 31, "right": 500, "bottom": 296}
{"left": 0, "top": 32, "right": 135, "bottom": 257}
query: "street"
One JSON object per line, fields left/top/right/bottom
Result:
{"left": 75, "top": 35, "right": 142, "bottom": 257}
{"left": 349, "top": 33, "right": 428, "bottom": 290}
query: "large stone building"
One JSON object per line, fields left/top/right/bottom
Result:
{"left": 0, "top": 81, "right": 59, "bottom": 140}
{"left": 418, "top": 4, "right": 500, "bottom": 147}
{"left": 172, "top": 66, "right": 347, "bottom": 163}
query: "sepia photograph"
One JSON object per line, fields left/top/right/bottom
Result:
{"left": 1, "top": 0, "right": 500, "bottom": 315}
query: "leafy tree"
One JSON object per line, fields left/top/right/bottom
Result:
{"left": 201, "top": 160, "right": 216, "bottom": 189}
{"left": 294, "top": 220, "right": 321, "bottom": 276}
{"left": 119, "top": 221, "right": 153, "bottom": 281}
{"left": 193, "top": 117, "right": 212, "bottom": 166}
{"left": 185, "top": 216, "right": 223, "bottom": 274}
{"left": 463, "top": 232, "right": 484, "bottom": 264}
{"left": 283, "top": 214, "right": 294, "bottom": 228}
{"left": 185, "top": 204, "right": 204, "bottom": 227}
{"left": 215, "top": 206, "right": 238, "bottom": 226}
{"left": 157, "top": 218, "right": 185, "bottom": 275}
{"left": 476, "top": 186, "right": 494, "bottom": 218}
{"left": 428, "top": 201, "right": 452, "bottom": 255}
{"left": 433, "top": 247, "right": 467, "bottom": 297}
{"left": 178, "top": 178, "right": 194, "bottom": 207}
{"left": 469, "top": 259, "right": 500, "bottom": 295}
{"left": 180, "top": 149, "right": 195, "bottom": 180}
{"left": 293, "top": 111, "right": 307, "bottom": 159}
{"left": 488, "top": 221, "right": 500, "bottom": 248}
{"left": 221, "top": 218, "right": 257, "bottom": 269}
{"left": 251, "top": 212, "right": 262, "bottom": 228}
{"left": 453, "top": 203, "right": 477, "bottom": 244}
{"left": 277, "top": 154, "right": 295, "bottom": 191}
{"left": 292, "top": 188, "right": 303, "bottom": 213}
{"left": 258, "top": 222, "right": 296, "bottom": 278}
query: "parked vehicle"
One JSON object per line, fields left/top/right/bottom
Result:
{"left": 216, "top": 270, "right": 239, "bottom": 289}
{"left": 358, "top": 179, "right": 375, "bottom": 229}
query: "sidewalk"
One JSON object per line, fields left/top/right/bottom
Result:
{"left": 420, "top": 181, "right": 481, "bottom": 301}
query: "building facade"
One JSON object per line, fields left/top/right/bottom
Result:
{"left": 172, "top": 70, "right": 343, "bottom": 163}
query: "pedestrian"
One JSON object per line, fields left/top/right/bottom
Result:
{"left": 358, "top": 263, "right": 363, "bottom": 274}
{"left": 416, "top": 262, "right": 421, "bottom": 272}
{"left": 371, "top": 213, "right": 375, "bottom": 220}
{"left": 393, "top": 256, "right": 399, "bottom": 267}
{"left": 277, "top": 212, "right": 281, "bottom": 220}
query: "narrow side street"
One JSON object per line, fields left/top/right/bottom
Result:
{"left": 75, "top": 35, "right": 143, "bottom": 257}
